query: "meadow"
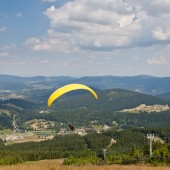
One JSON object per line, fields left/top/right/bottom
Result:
{"left": 0, "top": 159, "right": 170, "bottom": 170}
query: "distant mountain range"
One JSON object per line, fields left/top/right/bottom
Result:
{"left": 1, "top": 74, "right": 170, "bottom": 95}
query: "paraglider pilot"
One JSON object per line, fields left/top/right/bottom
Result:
{"left": 69, "top": 124, "right": 75, "bottom": 131}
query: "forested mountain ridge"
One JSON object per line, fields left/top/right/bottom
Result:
{"left": 0, "top": 75, "right": 76, "bottom": 90}
{"left": 51, "top": 88, "right": 170, "bottom": 112}
{"left": 1, "top": 74, "right": 170, "bottom": 94}
{"left": 158, "top": 93, "right": 170, "bottom": 101}
{"left": 0, "top": 87, "right": 170, "bottom": 129}
{"left": 2, "top": 88, "right": 169, "bottom": 113}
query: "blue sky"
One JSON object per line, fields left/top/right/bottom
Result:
{"left": 0, "top": 0, "right": 170, "bottom": 77}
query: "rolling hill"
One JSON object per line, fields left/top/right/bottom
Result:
{"left": 71, "top": 75, "right": 170, "bottom": 95}
{"left": 0, "top": 75, "right": 76, "bottom": 90}
{"left": 1, "top": 74, "right": 170, "bottom": 94}
{"left": 0, "top": 76, "right": 170, "bottom": 127}
{"left": 51, "top": 88, "right": 170, "bottom": 112}
{"left": 158, "top": 93, "right": 170, "bottom": 101}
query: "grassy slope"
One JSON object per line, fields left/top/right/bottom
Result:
{"left": 0, "top": 159, "right": 170, "bottom": 170}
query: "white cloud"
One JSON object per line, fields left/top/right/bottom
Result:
{"left": 87, "top": 55, "right": 96, "bottom": 59}
{"left": 0, "top": 26, "right": 7, "bottom": 32}
{"left": 134, "top": 56, "right": 139, "bottom": 60}
{"left": 41, "top": 0, "right": 57, "bottom": 2}
{"left": 147, "top": 44, "right": 170, "bottom": 67}
{"left": 26, "top": 0, "right": 170, "bottom": 52}
{"left": 152, "top": 27, "right": 170, "bottom": 40}
{"left": 0, "top": 44, "right": 17, "bottom": 51}
{"left": 26, "top": 37, "right": 48, "bottom": 51}
{"left": 16, "top": 13, "right": 23, "bottom": 17}
{"left": 118, "top": 14, "right": 136, "bottom": 27}
{"left": 0, "top": 44, "right": 16, "bottom": 58}
{"left": 166, "top": 44, "right": 170, "bottom": 50}
{"left": 151, "top": 0, "right": 170, "bottom": 7}
{"left": 147, "top": 56, "right": 169, "bottom": 65}
{"left": 0, "top": 52, "right": 8, "bottom": 57}
{"left": 26, "top": 30, "right": 77, "bottom": 52}
{"left": 20, "top": 62, "right": 26, "bottom": 65}
{"left": 104, "top": 56, "right": 110, "bottom": 60}
{"left": 40, "top": 59, "right": 49, "bottom": 63}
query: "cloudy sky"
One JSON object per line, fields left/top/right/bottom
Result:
{"left": 0, "top": 0, "right": 170, "bottom": 77}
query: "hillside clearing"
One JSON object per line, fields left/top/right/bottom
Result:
{"left": 121, "top": 104, "right": 170, "bottom": 113}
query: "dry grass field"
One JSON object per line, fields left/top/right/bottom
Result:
{"left": 0, "top": 159, "right": 170, "bottom": 170}
{"left": 6, "top": 135, "right": 54, "bottom": 145}
{"left": 120, "top": 104, "right": 170, "bottom": 113}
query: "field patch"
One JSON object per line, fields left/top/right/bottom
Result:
{"left": 121, "top": 104, "right": 170, "bottom": 113}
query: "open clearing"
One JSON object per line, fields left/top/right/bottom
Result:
{"left": 121, "top": 104, "right": 170, "bottom": 113}
{"left": 0, "top": 159, "right": 170, "bottom": 170}
{"left": 91, "top": 125, "right": 103, "bottom": 132}
{"left": 1, "top": 129, "right": 54, "bottom": 145}
{"left": 6, "top": 134, "right": 54, "bottom": 145}
{"left": 25, "top": 119, "right": 55, "bottom": 131}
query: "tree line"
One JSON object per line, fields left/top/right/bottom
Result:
{"left": 0, "top": 128, "right": 170, "bottom": 166}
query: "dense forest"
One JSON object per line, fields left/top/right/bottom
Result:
{"left": 50, "top": 89, "right": 170, "bottom": 112}
{"left": 0, "top": 128, "right": 170, "bottom": 166}
{"left": 1, "top": 88, "right": 170, "bottom": 128}
{"left": 0, "top": 113, "right": 13, "bottom": 130}
{"left": 1, "top": 101, "right": 170, "bottom": 130}
{"left": 17, "top": 109, "right": 170, "bottom": 130}
{"left": 16, "top": 89, "right": 170, "bottom": 129}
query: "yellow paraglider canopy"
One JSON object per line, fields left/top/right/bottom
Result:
{"left": 47, "top": 83, "right": 98, "bottom": 107}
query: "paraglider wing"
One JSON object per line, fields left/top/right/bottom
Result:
{"left": 47, "top": 83, "right": 98, "bottom": 107}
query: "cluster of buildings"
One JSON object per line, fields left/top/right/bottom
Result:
{"left": 58, "top": 124, "right": 111, "bottom": 136}
{"left": 2, "top": 135, "right": 24, "bottom": 142}
{"left": 58, "top": 127, "right": 87, "bottom": 136}
{"left": 0, "top": 90, "right": 25, "bottom": 101}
